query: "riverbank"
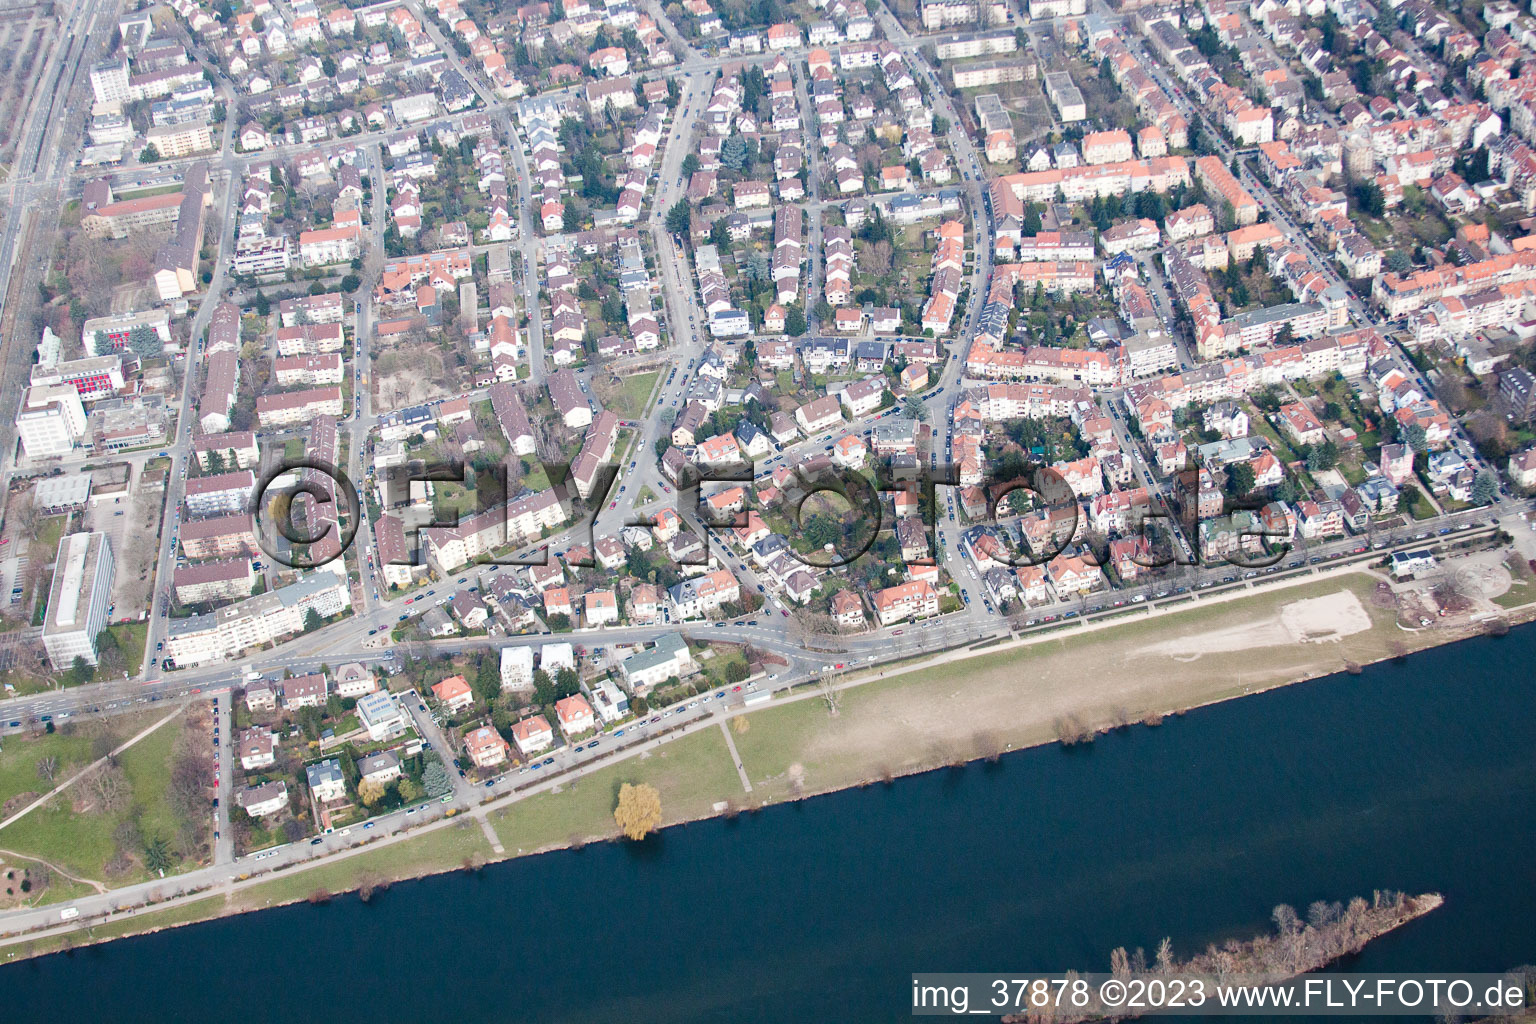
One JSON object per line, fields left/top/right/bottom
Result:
{"left": 4, "top": 567, "right": 1533, "bottom": 964}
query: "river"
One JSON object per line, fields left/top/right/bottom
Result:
{"left": 1, "top": 626, "right": 1534, "bottom": 1022}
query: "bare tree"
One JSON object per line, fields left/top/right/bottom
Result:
{"left": 8, "top": 498, "right": 39, "bottom": 542}
{"left": 817, "top": 672, "right": 843, "bottom": 716}
{"left": 866, "top": 240, "right": 893, "bottom": 276}
{"left": 97, "top": 644, "right": 127, "bottom": 679}
{"left": 1430, "top": 567, "right": 1477, "bottom": 611}
{"left": 35, "top": 755, "right": 57, "bottom": 784}
{"left": 85, "top": 762, "right": 130, "bottom": 814}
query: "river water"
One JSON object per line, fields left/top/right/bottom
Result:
{"left": 2, "top": 626, "right": 1534, "bottom": 1022}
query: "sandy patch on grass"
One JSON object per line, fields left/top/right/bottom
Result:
{"left": 747, "top": 578, "right": 1409, "bottom": 800}
{"left": 1136, "top": 590, "right": 1372, "bottom": 660}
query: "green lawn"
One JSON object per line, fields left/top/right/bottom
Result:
{"left": 520, "top": 463, "right": 552, "bottom": 493}
{"left": 115, "top": 183, "right": 181, "bottom": 200}
{"left": 29, "top": 574, "right": 49, "bottom": 627}
{"left": 116, "top": 716, "right": 188, "bottom": 866}
{"left": 27, "top": 872, "right": 97, "bottom": 907}
{"left": 0, "top": 892, "right": 227, "bottom": 962}
{"left": 1247, "top": 410, "right": 1303, "bottom": 463}
{"left": 700, "top": 648, "right": 747, "bottom": 688}
{"left": 0, "top": 731, "right": 96, "bottom": 810}
{"left": 432, "top": 481, "right": 483, "bottom": 521}
{"left": 1409, "top": 499, "right": 1438, "bottom": 521}
{"left": 1494, "top": 555, "right": 1535, "bottom": 611}
{"left": 491, "top": 725, "right": 741, "bottom": 855}
{"left": 231, "top": 819, "right": 492, "bottom": 906}
{"left": 728, "top": 697, "right": 837, "bottom": 791}
{"left": 102, "top": 623, "right": 148, "bottom": 678}
{"left": 612, "top": 371, "right": 659, "bottom": 419}
{"left": 0, "top": 713, "right": 195, "bottom": 884}
{"left": 31, "top": 516, "right": 64, "bottom": 564}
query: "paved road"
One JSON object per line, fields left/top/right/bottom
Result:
{"left": 0, "top": 0, "right": 1527, "bottom": 941}
{"left": 3, "top": 517, "right": 1522, "bottom": 946}
{"left": 212, "top": 697, "right": 232, "bottom": 865}
{"left": 141, "top": 168, "right": 244, "bottom": 671}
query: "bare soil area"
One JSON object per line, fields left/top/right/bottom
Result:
{"left": 1135, "top": 589, "right": 1373, "bottom": 659}
{"left": 373, "top": 341, "right": 457, "bottom": 413}
{"left": 734, "top": 572, "right": 1496, "bottom": 803}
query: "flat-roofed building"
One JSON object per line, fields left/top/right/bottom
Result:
{"left": 144, "top": 120, "right": 214, "bottom": 158}
{"left": 163, "top": 572, "right": 351, "bottom": 667}
{"left": 1044, "top": 72, "right": 1086, "bottom": 122}
{"left": 82, "top": 309, "right": 172, "bottom": 352}
{"left": 17, "top": 384, "right": 87, "bottom": 458}
{"left": 31, "top": 355, "right": 125, "bottom": 402}
{"left": 42, "top": 532, "right": 115, "bottom": 667}
{"left": 298, "top": 224, "right": 362, "bottom": 265}
{"left": 952, "top": 58, "right": 1028, "bottom": 89}
{"left": 356, "top": 690, "right": 409, "bottom": 741}
{"left": 32, "top": 474, "right": 91, "bottom": 513}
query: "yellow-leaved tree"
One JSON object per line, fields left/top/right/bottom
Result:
{"left": 613, "top": 782, "right": 662, "bottom": 841}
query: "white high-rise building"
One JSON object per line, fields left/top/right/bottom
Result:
{"left": 42, "top": 532, "right": 115, "bottom": 667}
{"left": 90, "top": 60, "right": 130, "bottom": 105}
{"left": 17, "top": 384, "right": 87, "bottom": 458}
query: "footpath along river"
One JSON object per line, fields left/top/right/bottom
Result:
{"left": 1, "top": 624, "right": 1534, "bottom": 1022}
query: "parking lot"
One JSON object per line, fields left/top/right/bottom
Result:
{"left": 82, "top": 467, "right": 160, "bottom": 622}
